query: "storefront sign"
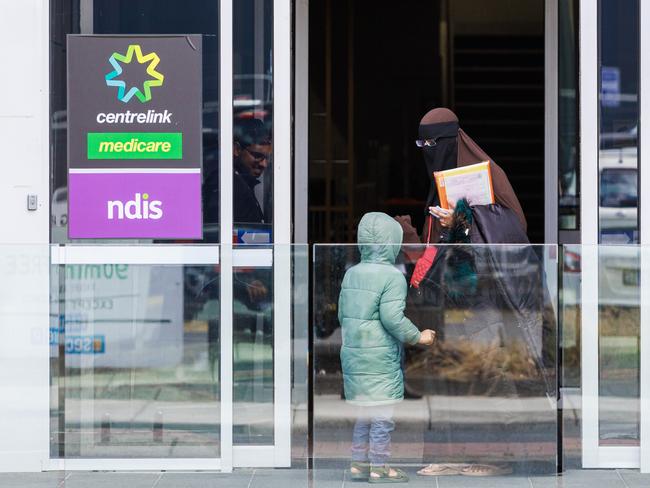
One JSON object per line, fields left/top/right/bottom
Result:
{"left": 50, "top": 264, "right": 184, "bottom": 368}
{"left": 67, "top": 35, "right": 203, "bottom": 239}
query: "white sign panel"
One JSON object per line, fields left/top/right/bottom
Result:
{"left": 51, "top": 264, "right": 184, "bottom": 368}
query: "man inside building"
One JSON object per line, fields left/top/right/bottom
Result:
{"left": 203, "top": 117, "right": 272, "bottom": 229}
{"left": 233, "top": 118, "right": 272, "bottom": 224}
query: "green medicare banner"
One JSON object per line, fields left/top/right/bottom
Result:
{"left": 87, "top": 132, "right": 183, "bottom": 159}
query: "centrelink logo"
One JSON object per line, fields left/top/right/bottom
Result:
{"left": 108, "top": 193, "right": 163, "bottom": 220}
{"left": 105, "top": 45, "right": 164, "bottom": 103}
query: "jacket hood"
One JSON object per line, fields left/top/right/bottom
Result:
{"left": 357, "top": 212, "right": 403, "bottom": 264}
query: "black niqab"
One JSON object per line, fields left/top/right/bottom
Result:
{"left": 419, "top": 121, "right": 459, "bottom": 211}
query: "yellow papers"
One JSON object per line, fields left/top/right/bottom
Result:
{"left": 433, "top": 161, "right": 495, "bottom": 209}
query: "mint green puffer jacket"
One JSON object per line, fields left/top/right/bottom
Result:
{"left": 338, "top": 212, "right": 422, "bottom": 406}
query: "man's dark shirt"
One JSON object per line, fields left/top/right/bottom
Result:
{"left": 233, "top": 160, "right": 265, "bottom": 223}
{"left": 203, "top": 160, "right": 265, "bottom": 225}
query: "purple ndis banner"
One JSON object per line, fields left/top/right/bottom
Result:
{"left": 68, "top": 172, "right": 202, "bottom": 239}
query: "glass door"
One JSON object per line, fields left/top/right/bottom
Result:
{"left": 226, "top": 0, "right": 293, "bottom": 469}
{"left": 579, "top": 0, "right": 643, "bottom": 469}
{"left": 49, "top": 0, "right": 294, "bottom": 471}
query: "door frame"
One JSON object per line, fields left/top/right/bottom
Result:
{"left": 640, "top": 0, "right": 650, "bottom": 474}
{"left": 40, "top": 0, "right": 294, "bottom": 472}
{"left": 579, "top": 0, "right": 645, "bottom": 470}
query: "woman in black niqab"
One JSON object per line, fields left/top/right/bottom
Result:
{"left": 418, "top": 119, "right": 459, "bottom": 210}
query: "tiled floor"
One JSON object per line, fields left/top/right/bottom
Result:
{"left": 2, "top": 468, "right": 650, "bottom": 488}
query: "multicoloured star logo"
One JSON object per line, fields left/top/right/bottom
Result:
{"left": 105, "top": 44, "right": 164, "bottom": 103}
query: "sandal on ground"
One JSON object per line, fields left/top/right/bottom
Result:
{"left": 417, "top": 463, "right": 468, "bottom": 476}
{"left": 369, "top": 465, "right": 409, "bottom": 483}
{"left": 349, "top": 461, "right": 370, "bottom": 481}
{"left": 460, "top": 463, "right": 513, "bottom": 477}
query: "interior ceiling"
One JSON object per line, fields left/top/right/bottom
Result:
{"left": 451, "top": 0, "right": 544, "bottom": 36}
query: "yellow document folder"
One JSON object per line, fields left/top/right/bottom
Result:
{"left": 433, "top": 161, "right": 495, "bottom": 209}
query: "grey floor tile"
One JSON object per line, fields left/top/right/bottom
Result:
{"left": 530, "top": 469, "right": 626, "bottom": 488}
{"left": 61, "top": 472, "right": 159, "bottom": 488}
{"left": 339, "top": 467, "right": 433, "bottom": 488}
{"left": 0, "top": 472, "right": 67, "bottom": 488}
{"left": 529, "top": 475, "right": 565, "bottom": 488}
{"left": 250, "top": 468, "right": 310, "bottom": 488}
{"left": 438, "top": 474, "right": 532, "bottom": 488}
{"left": 617, "top": 469, "right": 650, "bottom": 488}
{"left": 156, "top": 471, "right": 253, "bottom": 488}
{"left": 312, "top": 468, "right": 345, "bottom": 488}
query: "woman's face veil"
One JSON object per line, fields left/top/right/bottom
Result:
{"left": 418, "top": 110, "right": 460, "bottom": 210}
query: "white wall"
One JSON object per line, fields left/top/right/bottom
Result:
{"left": 0, "top": 0, "right": 50, "bottom": 472}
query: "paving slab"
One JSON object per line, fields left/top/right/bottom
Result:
{"left": 530, "top": 469, "right": 626, "bottom": 488}
{"left": 438, "top": 474, "right": 532, "bottom": 488}
{"left": 616, "top": 469, "right": 650, "bottom": 488}
{"left": 157, "top": 471, "right": 253, "bottom": 488}
{"left": 312, "top": 467, "right": 345, "bottom": 488}
{"left": 0, "top": 472, "right": 67, "bottom": 488}
{"left": 61, "top": 472, "right": 160, "bottom": 488}
{"left": 250, "top": 468, "right": 310, "bottom": 488}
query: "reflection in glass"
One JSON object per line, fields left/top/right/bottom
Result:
{"left": 597, "top": 0, "right": 641, "bottom": 446}
{"left": 313, "top": 244, "right": 557, "bottom": 477}
{"left": 559, "top": 245, "right": 581, "bottom": 468}
{"left": 559, "top": 0, "right": 579, "bottom": 230}
{"left": 598, "top": 246, "right": 640, "bottom": 444}
{"left": 598, "top": 0, "right": 639, "bottom": 245}
{"left": 233, "top": 0, "right": 274, "bottom": 245}
{"left": 233, "top": 267, "right": 274, "bottom": 445}
{"left": 50, "top": 262, "right": 220, "bottom": 458}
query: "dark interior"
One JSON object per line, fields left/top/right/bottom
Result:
{"left": 309, "top": 0, "right": 545, "bottom": 243}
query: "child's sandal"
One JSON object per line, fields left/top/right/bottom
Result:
{"left": 349, "top": 461, "right": 370, "bottom": 481}
{"left": 369, "top": 465, "right": 409, "bottom": 483}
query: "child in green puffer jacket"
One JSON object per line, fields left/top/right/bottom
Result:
{"left": 338, "top": 212, "right": 436, "bottom": 483}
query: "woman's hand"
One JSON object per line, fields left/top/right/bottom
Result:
{"left": 394, "top": 215, "right": 420, "bottom": 243}
{"left": 418, "top": 329, "right": 437, "bottom": 346}
{"left": 394, "top": 214, "right": 416, "bottom": 233}
{"left": 429, "top": 202, "right": 456, "bottom": 228}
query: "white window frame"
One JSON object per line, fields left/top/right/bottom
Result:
{"left": 38, "top": 0, "right": 294, "bottom": 473}
{"left": 640, "top": 0, "right": 650, "bottom": 475}
{"left": 580, "top": 0, "right": 643, "bottom": 469}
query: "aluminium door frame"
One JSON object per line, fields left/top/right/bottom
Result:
{"left": 580, "top": 0, "right": 644, "bottom": 470}
{"left": 231, "top": 0, "right": 293, "bottom": 469}
{"left": 640, "top": 0, "right": 650, "bottom": 475}
{"left": 44, "top": 0, "right": 294, "bottom": 471}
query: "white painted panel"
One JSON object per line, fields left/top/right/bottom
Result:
{"left": 0, "top": 118, "right": 47, "bottom": 185}
{"left": 220, "top": 0, "right": 235, "bottom": 473}
{"left": 52, "top": 458, "right": 222, "bottom": 471}
{"left": 0, "top": 0, "right": 50, "bottom": 473}
{"left": 579, "top": 0, "right": 602, "bottom": 469}
{"left": 233, "top": 248, "right": 272, "bottom": 267}
{"left": 233, "top": 445, "right": 276, "bottom": 467}
{"left": 52, "top": 245, "right": 220, "bottom": 265}
{"left": 0, "top": 246, "right": 50, "bottom": 472}
{"left": 0, "top": 1, "right": 40, "bottom": 116}
{"left": 273, "top": 0, "right": 293, "bottom": 468}
{"left": 640, "top": 0, "right": 650, "bottom": 474}
{"left": 580, "top": 0, "right": 640, "bottom": 469}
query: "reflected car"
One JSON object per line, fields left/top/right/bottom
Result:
{"left": 562, "top": 245, "right": 640, "bottom": 308}
{"left": 599, "top": 146, "right": 638, "bottom": 244}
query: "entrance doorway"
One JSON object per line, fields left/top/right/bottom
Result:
{"left": 308, "top": 0, "right": 546, "bottom": 243}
